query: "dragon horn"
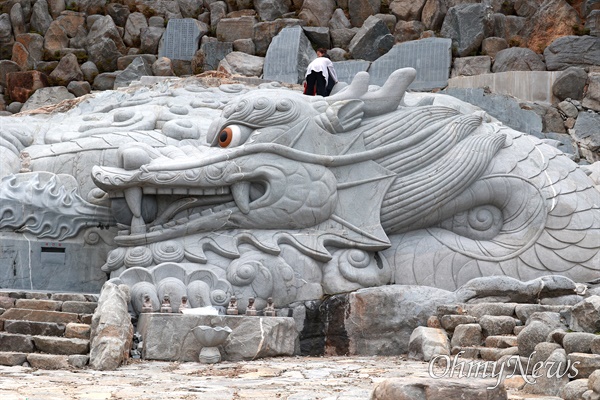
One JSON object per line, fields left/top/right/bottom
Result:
{"left": 326, "top": 68, "right": 417, "bottom": 118}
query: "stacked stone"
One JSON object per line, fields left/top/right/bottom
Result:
{"left": 410, "top": 295, "right": 600, "bottom": 399}
{"left": 0, "top": 289, "right": 98, "bottom": 369}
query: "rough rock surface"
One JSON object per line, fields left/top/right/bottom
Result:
{"left": 89, "top": 282, "right": 133, "bottom": 371}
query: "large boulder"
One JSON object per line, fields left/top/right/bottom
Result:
{"left": 298, "top": 0, "right": 335, "bottom": 27}
{"left": 6, "top": 70, "right": 49, "bottom": 103}
{"left": 441, "top": 3, "right": 494, "bottom": 57}
{"left": 114, "top": 56, "right": 153, "bottom": 89}
{"left": 89, "top": 281, "right": 133, "bottom": 371}
{"left": 552, "top": 66, "right": 588, "bottom": 101}
{"left": 218, "top": 51, "right": 264, "bottom": 77}
{"left": 139, "top": 26, "right": 165, "bottom": 55}
{"left": 21, "top": 86, "right": 75, "bottom": 112}
{"left": 216, "top": 16, "right": 255, "bottom": 43}
{"left": 492, "top": 14, "right": 526, "bottom": 43}
{"left": 348, "top": 15, "right": 394, "bottom": 61}
{"left": 0, "top": 13, "right": 14, "bottom": 60}
{"left": 517, "top": 312, "right": 568, "bottom": 357}
{"left": 422, "top": 0, "right": 478, "bottom": 32}
{"left": 12, "top": 33, "right": 44, "bottom": 70}
{"left": 570, "top": 296, "right": 600, "bottom": 332}
{"left": 582, "top": 72, "right": 600, "bottom": 112}
{"left": 389, "top": 0, "right": 428, "bottom": 21}
{"left": 492, "top": 47, "right": 546, "bottom": 72}
{"left": 105, "top": 3, "right": 130, "bottom": 27}
{"left": 43, "top": 20, "right": 69, "bottom": 60}
{"left": 86, "top": 16, "right": 126, "bottom": 73}
{"left": 524, "top": 0, "right": 581, "bottom": 52}
{"left": 254, "top": 0, "right": 291, "bottom": 21}
{"left": 407, "top": 327, "right": 450, "bottom": 362}
{"left": 30, "top": 0, "right": 53, "bottom": 35}
{"left": 123, "top": 12, "right": 148, "bottom": 48}
{"left": 544, "top": 35, "right": 600, "bottom": 71}
{"left": 10, "top": 3, "right": 25, "bottom": 37}
{"left": 348, "top": 0, "right": 380, "bottom": 27}
{"left": 49, "top": 52, "right": 83, "bottom": 86}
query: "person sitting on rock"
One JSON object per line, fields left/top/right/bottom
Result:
{"left": 304, "top": 48, "right": 338, "bottom": 97}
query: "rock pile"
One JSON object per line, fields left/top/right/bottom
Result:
{"left": 409, "top": 288, "right": 600, "bottom": 398}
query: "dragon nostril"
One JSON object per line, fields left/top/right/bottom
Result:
{"left": 120, "top": 148, "right": 152, "bottom": 170}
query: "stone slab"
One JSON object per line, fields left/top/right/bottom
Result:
{"left": 0, "top": 332, "right": 35, "bottom": 353}
{"left": 200, "top": 41, "right": 233, "bottom": 72}
{"left": 15, "top": 299, "right": 62, "bottom": 311}
{"left": 65, "top": 322, "right": 91, "bottom": 339}
{"left": 137, "top": 313, "right": 298, "bottom": 362}
{"left": 0, "top": 308, "right": 80, "bottom": 324}
{"left": 447, "top": 71, "right": 564, "bottom": 103}
{"left": 331, "top": 60, "right": 370, "bottom": 84}
{"left": 27, "top": 353, "right": 71, "bottom": 369}
{"left": 0, "top": 351, "right": 28, "bottom": 366}
{"left": 159, "top": 18, "right": 201, "bottom": 61}
{"left": 4, "top": 320, "right": 66, "bottom": 336}
{"left": 263, "top": 26, "right": 315, "bottom": 84}
{"left": 368, "top": 38, "right": 452, "bottom": 90}
{"left": 371, "top": 376, "right": 508, "bottom": 399}
{"left": 61, "top": 301, "right": 98, "bottom": 314}
{"left": 32, "top": 336, "right": 90, "bottom": 355}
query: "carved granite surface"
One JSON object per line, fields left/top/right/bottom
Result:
{"left": 0, "top": 69, "right": 598, "bottom": 314}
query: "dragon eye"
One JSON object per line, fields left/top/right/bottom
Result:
{"left": 217, "top": 125, "right": 250, "bottom": 148}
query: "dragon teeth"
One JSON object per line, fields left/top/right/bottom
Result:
{"left": 231, "top": 181, "right": 251, "bottom": 214}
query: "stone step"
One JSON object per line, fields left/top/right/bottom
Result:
{"left": 33, "top": 335, "right": 90, "bottom": 355}
{"left": 0, "top": 308, "right": 80, "bottom": 324}
{"left": 3, "top": 319, "right": 66, "bottom": 337}
{"left": 14, "top": 298, "right": 63, "bottom": 311}
{"left": 0, "top": 332, "right": 89, "bottom": 355}
{"left": 27, "top": 353, "right": 89, "bottom": 369}
{"left": 0, "top": 351, "right": 28, "bottom": 366}
{"left": 61, "top": 301, "right": 98, "bottom": 314}
{"left": 0, "top": 291, "right": 98, "bottom": 303}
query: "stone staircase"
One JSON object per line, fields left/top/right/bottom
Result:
{"left": 0, "top": 290, "right": 99, "bottom": 369}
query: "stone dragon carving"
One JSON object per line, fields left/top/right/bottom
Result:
{"left": 1, "top": 69, "right": 598, "bottom": 312}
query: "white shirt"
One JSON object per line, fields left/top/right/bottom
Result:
{"left": 305, "top": 56, "right": 338, "bottom": 86}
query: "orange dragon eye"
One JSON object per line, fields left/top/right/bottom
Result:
{"left": 218, "top": 127, "right": 233, "bottom": 147}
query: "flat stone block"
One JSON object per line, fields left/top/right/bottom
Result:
{"left": 51, "top": 293, "right": 89, "bottom": 302}
{"left": 0, "top": 332, "right": 35, "bottom": 353}
{"left": 4, "top": 320, "right": 66, "bottom": 336}
{"left": 0, "top": 308, "right": 80, "bottom": 324}
{"left": 27, "top": 353, "right": 70, "bottom": 370}
{"left": 440, "top": 314, "right": 477, "bottom": 332}
{"left": 137, "top": 313, "right": 298, "bottom": 362}
{"left": 15, "top": 299, "right": 62, "bottom": 311}
{"left": 568, "top": 353, "right": 600, "bottom": 379}
{"left": 514, "top": 304, "right": 571, "bottom": 324}
{"left": 32, "top": 336, "right": 90, "bottom": 355}
{"left": 480, "top": 346, "right": 519, "bottom": 361}
{"left": 485, "top": 335, "right": 518, "bottom": 348}
{"left": 65, "top": 323, "right": 91, "bottom": 339}
{"left": 61, "top": 301, "right": 98, "bottom": 314}
{"left": 0, "top": 351, "right": 28, "bottom": 366}
{"left": 368, "top": 38, "right": 452, "bottom": 90}
{"left": 371, "top": 376, "right": 508, "bottom": 399}
{"left": 0, "top": 296, "right": 15, "bottom": 309}
{"left": 80, "top": 314, "right": 93, "bottom": 324}
{"left": 68, "top": 354, "right": 89, "bottom": 368}
{"left": 466, "top": 303, "right": 516, "bottom": 319}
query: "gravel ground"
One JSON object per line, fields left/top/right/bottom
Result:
{"left": 0, "top": 355, "right": 553, "bottom": 400}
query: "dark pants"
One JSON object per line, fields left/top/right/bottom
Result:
{"left": 304, "top": 71, "right": 327, "bottom": 96}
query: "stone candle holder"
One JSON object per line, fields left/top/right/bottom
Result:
{"left": 191, "top": 325, "right": 232, "bottom": 364}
